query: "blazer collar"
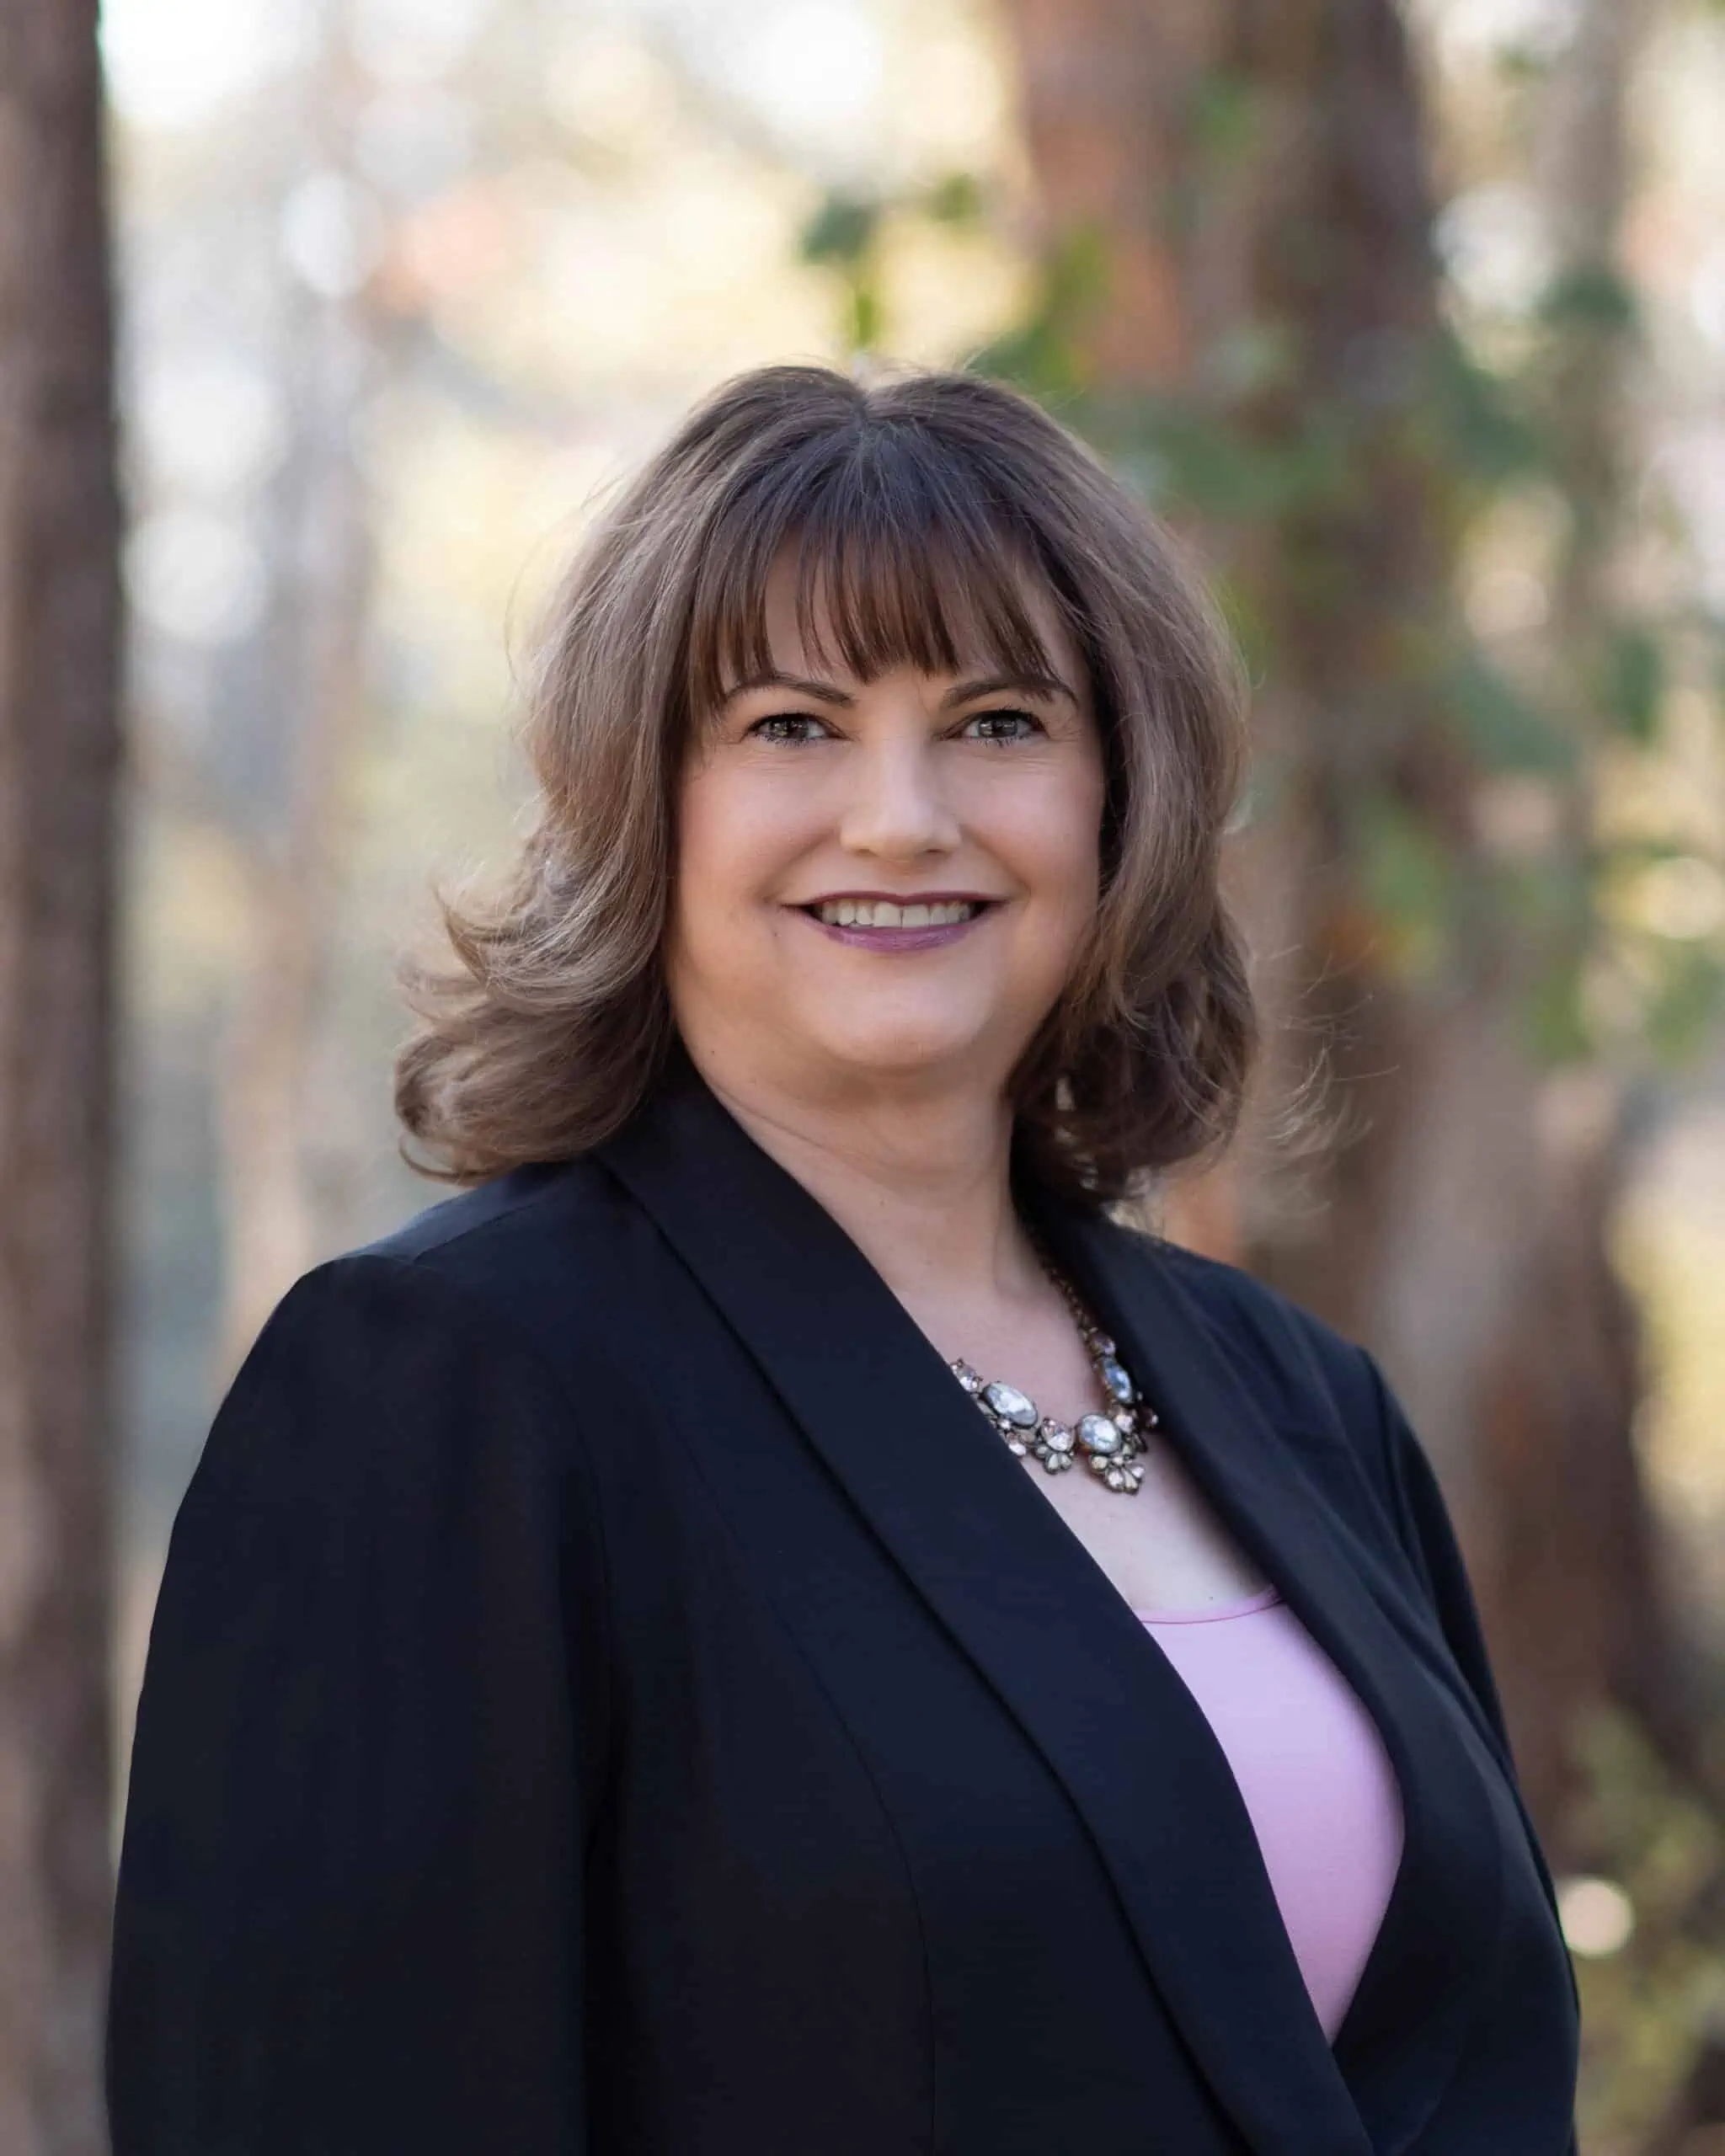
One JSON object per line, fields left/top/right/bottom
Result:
{"left": 596, "top": 1061, "right": 1503, "bottom": 2156}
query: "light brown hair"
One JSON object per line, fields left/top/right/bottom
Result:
{"left": 394, "top": 361, "right": 1259, "bottom": 1207}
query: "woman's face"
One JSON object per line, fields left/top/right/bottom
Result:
{"left": 666, "top": 549, "right": 1107, "bottom": 1107}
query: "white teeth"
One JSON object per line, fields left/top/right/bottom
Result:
{"left": 814, "top": 898, "right": 980, "bottom": 928}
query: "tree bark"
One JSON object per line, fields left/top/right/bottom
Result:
{"left": 1455, "top": 0, "right": 1696, "bottom": 1813}
{"left": 0, "top": 0, "right": 122, "bottom": 2148}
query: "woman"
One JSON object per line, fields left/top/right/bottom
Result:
{"left": 108, "top": 363, "right": 1580, "bottom": 2154}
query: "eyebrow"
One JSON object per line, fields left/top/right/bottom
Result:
{"left": 719, "top": 666, "right": 1079, "bottom": 710}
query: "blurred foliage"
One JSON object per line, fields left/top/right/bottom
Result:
{"left": 1563, "top": 1706, "right": 1725, "bottom": 2153}
{"left": 803, "top": 62, "right": 1725, "bottom": 1092}
{"left": 798, "top": 169, "right": 998, "bottom": 364}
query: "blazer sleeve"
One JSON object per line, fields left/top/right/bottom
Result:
{"left": 106, "top": 1252, "right": 611, "bottom": 2156}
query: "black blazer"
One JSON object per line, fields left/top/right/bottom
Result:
{"left": 109, "top": 1057, "right": 1581, "bottom": 2155}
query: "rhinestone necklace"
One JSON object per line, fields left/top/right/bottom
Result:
{"left": 949, "top": 1253, "right": 1156, "bottom": 1496}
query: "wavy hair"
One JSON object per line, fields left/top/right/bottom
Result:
{"left": 394, "top": 361, "right": 1261, "bottom": 1206}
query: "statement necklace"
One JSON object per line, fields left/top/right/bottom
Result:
{"left": 949, "top": 1256, "right": 1156, "bottom": 1496}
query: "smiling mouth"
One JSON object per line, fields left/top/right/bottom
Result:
{"left": 800, "top": 898, "right": 993, "bottom": 929}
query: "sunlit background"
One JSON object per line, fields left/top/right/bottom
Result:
{"left": 84, "top": 0, "right": 1725, "bottom": 2147}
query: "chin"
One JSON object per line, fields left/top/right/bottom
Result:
{"left": 802, "top": 1011, "right": 1008, "bottom": 1087}
{"left": 780, "top": 967, "right": 1057, "bottom": 1086}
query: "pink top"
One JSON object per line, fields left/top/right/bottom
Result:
{"left": 1135, "top": 1584, "right": 1404, "bottom": 2043}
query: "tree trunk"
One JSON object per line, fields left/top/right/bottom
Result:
{"left": 1445, "top": 0, "right": 1695, "bottom": 1815}
{"left": 0, "top": 0, "right": 122, "bottom": 2148}
{"left": 996, "top": 0, "right": 1690, "bottom": 1839}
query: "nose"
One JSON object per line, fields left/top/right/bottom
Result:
{"left": 836, "top": 734, "right": 961, "bottom": 862}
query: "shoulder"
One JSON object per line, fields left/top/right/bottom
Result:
{"left": 188, "top": 1168, "right": 632, "bottom": 1641}
{"left": 271, "top": 1153, "right": 642, "bottom": 1364}
{"left": 1126, "top": 1223, "right": 1379, "bottom": 1429}
{"left": 356, "top": 1153, "right": 628, "bottom": 1283}
{"left": 215, "top": 1151, "right": 687, "bottom": 1521}
{"left": 219, "top": 1158, "right": 633, "bottom": 1471}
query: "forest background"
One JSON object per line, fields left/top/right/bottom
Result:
{"left": 3, "top": 0, "right": 1725, "bottom": 2149}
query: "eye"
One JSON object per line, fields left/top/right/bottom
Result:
{"left": 747, "top": 712, "right": 834, "bottom": 745}
{"left": 961, "top": 707, "right": 1045, "bottom": 745}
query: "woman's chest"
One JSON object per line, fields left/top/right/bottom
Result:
{"left": 1013, "top": 1428, "right": 1274, "bottom": 1613}
{"left": 563, "top": 1246, "right": 1574, "bottom": 2153}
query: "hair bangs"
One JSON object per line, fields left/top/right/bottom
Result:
{"left": 686, "top": 427, "right": 1065, "bottom": 721}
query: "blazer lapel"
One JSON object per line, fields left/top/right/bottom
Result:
{"left": 1029, "top": 1192, "right": 1509, "bottom": 2156}
{"left": 599, "top": 1065, "right": 1500, "bottom": 2156}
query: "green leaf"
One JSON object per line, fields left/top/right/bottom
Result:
{"left": 1485, "top": 853, "right": 1580, "bottom": 939}
{"left": 1187, "top": 67, "right": 1263, "bottom": 168}
{"left": 1524, "top": 950, "right": 1592, "bottom": 1064}
{"left": 1353, "top": 788, "right": 1456, "bottom": 942}
{"left": 1644, "top": 942, "right": 1725, "bottom": 1063}
{"left": 1600, "top": 834, "right": 1700, "bottom": 873}
{"left": 922, "top": 171, "right": 984, "bottom": 227}
{"left": 1441, "top": 648, "right": 1575, "bottom": 775}
{"left": 966, "top": 227, "right": 1112, "bottom": 399}
{"left": 799, "top": 191, "right": 879, "bottom": 269}
{"left": 967, "top": 321, "right": 1082, "bottom": 400}
{"left": 1418, "top": 328, "right": 1545, "bottom": 483}
{"left": 1040, "top": 223, "right": 1112, "bottom": 318}
{"left": 1599, "top": 626, "right": 1664, "bottom": 744}
{"left": 1494, "top": 41, "right": 1557, "bottom": 85}
{"left": 847, "top": 283, "right": 884, "bottom": 353}
{"left": 1535, "top": 263, "right": 1638, "bottom": 339}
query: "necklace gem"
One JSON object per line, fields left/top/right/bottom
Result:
{"left": 1077, "top": 1412, "right": 1124, "bottom": 1456}
{"left": 1030, "top": 1420, "right": 1077, "bottom": 1472}
{"left": 983, "top": 1380, "right": 1037, "bottom": 1428}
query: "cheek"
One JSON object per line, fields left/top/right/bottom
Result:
{"left": 676, "top": 773, "right": 781, "bottom": 914}
{"left": 671, "top": 769, "right": 823, "bottom": 979}
{"left": 992, "top": 771, "right": 1105, "bottom": 914}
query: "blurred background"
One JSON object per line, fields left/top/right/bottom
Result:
{"left": 3, "top": 0, "right": 1724, "bottom": 2147}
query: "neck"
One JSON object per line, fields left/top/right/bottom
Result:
{"left": 688, "top": 1050, "right": 1044, "bottom": 1313}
